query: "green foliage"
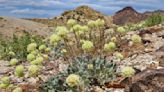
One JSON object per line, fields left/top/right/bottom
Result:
{"left": 0, "top": 32, "right": 43, "bottom": 60}
{"left": 0, "top": 76, "right": 10, "bottom": 89}
{"left": 162, "top": 15, "right": 164, "bottom": 24}
{"left": 124, "top": 21, "right": 146, "bottom": 31}
{"left": 145, "top": 13, "right": 162, "bottom": 27}
{"left": 42, "top": 56, "right": 116, "bottom": 92}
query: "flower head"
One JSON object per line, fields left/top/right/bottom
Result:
{"left": 35, "top": 56, "right": 44, "bottom": 65}
{"left": 55, "top": 26, "right": 67, "bottom": 32}
{"left": 10, "top": 58, "right": 18, "bottom": 66}
{"left": 1, "top": 76, "right": 10, "bottom": 84}
{"left": 27, "top": 43, "right": 37, "bottom": 52}
{"left": 117, "top": 27, "right": 126, "bottom": 33}
{"left": 0, "top": 83, "right": 9, "bottom": 89}
{"left": 50, "top": 34, "right": 61, "bottom": 44}
{"left": 45, "top": 48, "right": 51, "bottom": 53}
{"left": 73, "top": 24, "right": 82, "bottom": 32}
{"left": 8, "top": 51, "right": 15, "bottom": 56}
{"left": 61, "top": 49, "right": 67, "bottom": 53}
{"left": 131, "top": 34, "right": 141, "bottom": 43}
{"left": 28, "top": 65, "right": 40, "bottom": 77}
{"left": 66, "top": 74, "right": 80, "bottom": 87}
{"left": 57, "top": 27, "right": 68, "bottom": 37}
{"left": 121, "top": 66, "right": 135, "bottom": 77}
{"left": 27, "top": 54, "right": 35, "bottom": 62}
{"left": 67, "top": 19, "right": 77, "bottom": 27}
{"left": 111, "top": 37, "right": 117, "bottom": 42}
{"left": 104, "top": 42, "right": 116, "bottom": 51}
{"left": 81, "top": 25, "right": 89, "bottom": 32}
{"left": 87, "top": 20, "right": 96, "bottom": 28}
{"left": 115, "top": 52, "right": 124, "bottom": 60}
{"left": 76, "top": 30, "right": 84, "bottom": 36}
{"left": 42, "top": 54, "right": 49, "bottom": 60}
{"left": 39, "top": 44, "right": 46, "bottom": 51}
{"left": 87, "top": 64, "right": 93, "bottom": 70}
{"left": 30, "top": 50, "right": 38, "bottom": 55}
{"left": 82, "top": 40, "right": 94, "bottom": 52}
{"left": 95, "top": 19, "right": 105, "bottom": 26}
{"left": 15, "top": 65, "right": 24, "bottom": 77}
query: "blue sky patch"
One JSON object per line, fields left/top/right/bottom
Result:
{"left": 0, "top": 0, "right": 163, "bottom": 18}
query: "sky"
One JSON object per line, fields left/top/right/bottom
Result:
{"left": 0, "top": 0, "right": 163, "bottom": 18}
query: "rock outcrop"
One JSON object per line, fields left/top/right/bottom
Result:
{"left": 113, "top": 6, "right": 146, "bottom": 25}
{"left": 122, "top": 69, "right": 164, "bottom": 92}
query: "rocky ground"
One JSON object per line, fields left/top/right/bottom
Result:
{"left": 0, "top": 25, "right": 163, "bottom": 92}
{"left": 0, "top": 16, "right": 52, "bottom": 39}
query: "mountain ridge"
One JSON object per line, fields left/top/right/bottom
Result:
{"left": 26, "top": 6, "right": 164, "bottom": 26}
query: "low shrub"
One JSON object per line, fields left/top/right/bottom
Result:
{"left": 0, "top": 32, "right": 43, "bottom": 60}
{"left": 145, "top": 13, "right": 162, "bottom": 27}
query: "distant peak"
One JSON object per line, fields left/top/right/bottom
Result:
{"left": 123, "top": 6, "right": 135, "bottom": 11}
{"left": 116, "top": 6, "right": 137, "bottom": 14}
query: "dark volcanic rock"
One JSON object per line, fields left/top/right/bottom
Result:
{"left": 122, "top": 69, "right": 164, "bottom": 92}
{"left": 113, "top": 6, "right": 147, "bottom": 25}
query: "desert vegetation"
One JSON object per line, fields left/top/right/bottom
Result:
{"left": 0, "top": 6, "right": 164, "bottom": 92}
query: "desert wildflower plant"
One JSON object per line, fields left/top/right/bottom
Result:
{"left": 45, "top": 18, "right": 130, "bottom": 60}
{"left": 0, "top": 18, "right": 144, "bottom": 92}
{"left": 41, "top": 19, "right": 140, "bottom": 91}
{"left": 42, "top": 56, "right": 117, "bottom": 92}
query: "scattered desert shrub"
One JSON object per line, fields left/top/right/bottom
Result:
{"left": 0, "top": 32, "right": 43, "bottom": 60}
{"left": 124, "top": 21, "right": 146, "bottom": 31}
{"left": 41, "top": 19, "right": 139, "bottom": 91}
{"left": 145, "top": 13, "right": 162, "bottom": 27}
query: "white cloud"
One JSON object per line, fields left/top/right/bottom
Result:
{"left": 11, "top": 8, "right": 47, "bottom": 15}
{"left": 0, "top": 0, "right": 163, "bottom": 18}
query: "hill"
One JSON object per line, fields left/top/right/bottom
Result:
{"left": 113, "top": 6, "right": 147, "bottom": 25}
{"left": 26, "top": 6, "right": 113, "bottom": 27}
{"left": 113, "top": 6, "right": 164, "bottom": 25}
{"left": 0, "top": 16, "right": 51, "bottom": 39}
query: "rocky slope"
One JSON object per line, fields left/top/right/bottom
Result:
{"left": 26, "top": 6, "right": 113, "bottom": 27}
{"left": 113, "top": 7, "right": 164, "bottom": 25}
{"left": 0, "top": 16, "right": 52, "bottom": 39}
{"left": 26, "top": 6, "right": 164, "bottom": 26}
{"left": 113, "top": 6, "right": 147, "bottom": 25}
